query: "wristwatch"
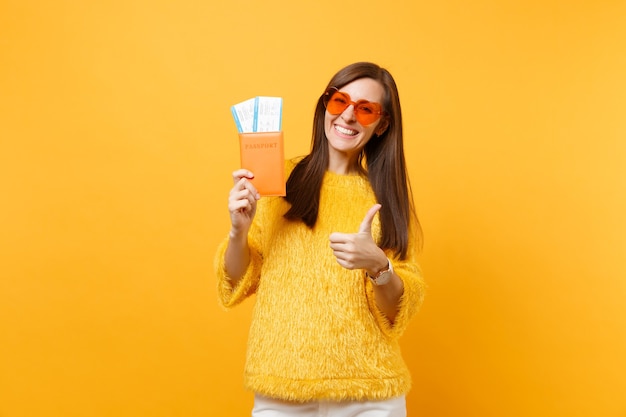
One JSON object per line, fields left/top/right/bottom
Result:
{"left": 366, "top": 258, "right": 393, "bottom": 286}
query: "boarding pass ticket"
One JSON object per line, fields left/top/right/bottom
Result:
{"left": 231, "top": 96, "right": 283, "bottom": 133}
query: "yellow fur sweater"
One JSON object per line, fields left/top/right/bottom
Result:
{"left": 214, "top": 165, "right": 425, "bottom": 402}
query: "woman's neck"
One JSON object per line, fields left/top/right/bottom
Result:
{"left": 327, "top": 151, "right": 361, "bottom": 175}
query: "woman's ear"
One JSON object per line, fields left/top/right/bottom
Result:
{"left": 375, "top": 118, "right": 389, "bottom": 136}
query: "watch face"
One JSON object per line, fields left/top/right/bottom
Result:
{"left": 372, "top": 271, "right": 391, "bottom": 286}
{"left": 368, "top": 258, "right": 393, "bottom": 285}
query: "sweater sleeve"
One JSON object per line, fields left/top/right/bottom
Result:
{"left": 213, "top": 235, "right": 263, "bottom": 309}
{"left": 365, "top": 257, "right": 425, "bottom": 340}
{"left": 214, "top": 160, "right": 296, "bottom": 309}
{"left": 365, "top": 218, "right": 426, "bottom": 339}
{"left": 213, "top": 195, "right": 267, "bottom": 309}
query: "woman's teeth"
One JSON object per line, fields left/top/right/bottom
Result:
{"left": 335, "top": 125, "right": 357, "bottom": 136}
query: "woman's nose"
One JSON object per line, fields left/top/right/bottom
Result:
{"left": 340, "top": 105, "right": 357, "bottom": 123}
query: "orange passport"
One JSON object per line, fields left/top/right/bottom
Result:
{"left": 238, "top": 131, "right": 286, "bottom": 196}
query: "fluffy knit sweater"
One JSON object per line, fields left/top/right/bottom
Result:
{"left": 214, "top": 161, "right": 425, "bottom": 402}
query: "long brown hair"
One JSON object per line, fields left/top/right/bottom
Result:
{"left": 284, "top": 62, "right": 421, "bottom": 259}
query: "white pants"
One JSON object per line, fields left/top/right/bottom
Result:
{"left": 252, "top": 394, "right": 407, "bottom": 417}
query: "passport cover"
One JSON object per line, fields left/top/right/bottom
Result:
{"left": 238, "top": 131, "right": 286, "bottom": 196}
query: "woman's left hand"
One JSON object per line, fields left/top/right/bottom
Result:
{"left": 329, "top": 204, "right": 389, "bottom": 274}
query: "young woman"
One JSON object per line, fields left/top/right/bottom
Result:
{"left": 215, "top": 62, "right": 425, "bottom": 417}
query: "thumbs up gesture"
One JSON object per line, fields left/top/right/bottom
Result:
{"left": 329, "top": 204, "right": 388, "bottom": 272}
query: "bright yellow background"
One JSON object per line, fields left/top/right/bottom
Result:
{"left": 1, "top": 0, "right": 625, "bottom": 416}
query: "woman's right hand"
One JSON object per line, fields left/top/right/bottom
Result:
{"left": 228, "top": 169, "right": 260, "bottom": 239}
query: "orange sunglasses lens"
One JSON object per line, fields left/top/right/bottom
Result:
{"left": 323, "top": 88, "right": 384, "bottom": 126}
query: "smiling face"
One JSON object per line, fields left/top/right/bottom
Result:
{"left": 324, "top": 77, "right": 387, "bottom": 173}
